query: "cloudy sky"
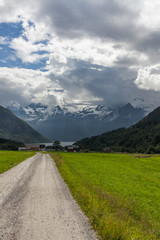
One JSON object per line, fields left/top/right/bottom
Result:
{"left": 1, "top": 0, "right": 160, "bottom": 111}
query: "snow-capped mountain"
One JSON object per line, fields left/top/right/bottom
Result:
{"left": 8, "top": 102, "right": 145, "bottom": 141}
{"left": 8, "top": 102, "right": 112, "bottom": 121}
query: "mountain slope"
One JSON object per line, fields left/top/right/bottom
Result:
{"left": 8, "top": 103, "right": 145, "bottom": 141}
{"left": 75, "top": 106, "right": 160, "bottom": 153}
{"left": 0, "top": 138, "right": 24, "bottom": 150}
{"left": 0, "top": 105, "right": 50, "bottom": 143}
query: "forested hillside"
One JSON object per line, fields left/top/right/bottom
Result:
{"left": 0, "top": 138, "right": 24, "bottom": 150}
{"left": 76, "top": 107, "right": 160, "bottom": 153}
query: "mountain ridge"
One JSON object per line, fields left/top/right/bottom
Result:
{"left": 8, "top": 102, "right": 145, "bottom": 141}
{"left": 0, "top": 105, "right": 50, "bottom": 143}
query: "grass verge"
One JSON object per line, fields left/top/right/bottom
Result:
{"left": 50, "top": 152, "right": 160, "bottom": 240}
{"left": 0, "top": 151, "right": 35, "bottom": 174}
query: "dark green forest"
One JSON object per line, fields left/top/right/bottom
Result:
{"left": 76, "top": 106, "right": 160, "bottom": 153}
{"left": 0, "top": 138, "right": 24, "bottom": 150}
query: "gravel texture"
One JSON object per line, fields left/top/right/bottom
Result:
{"left": 0, "top": 153, "right": 98, "bottom": 240}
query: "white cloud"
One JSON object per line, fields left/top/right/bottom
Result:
{"left": 135, "top": 65, "right": 160, "bottom": 91}
{"left": 8, "top": 19, "right": 150, "bottom": 72}
{"left": 138, "top": 0, "right": 160, "bottom": 29}
{"left": 46, "top": 36, "right": 148, "bottom": 74}
{"left": 0, "top": 64, "right": 105, "bottom": 106}
{"left": 1, "top": 0, "right": 160, "bottom": 111}
{"left": 21, "top": 20, "right": 50, "bottom": 43}
{"left": 0, "top": 66, "right": 99, "bottom": 107}
{"left": 0, "top": 67, "right": 57, "bottom": 105}
{"left": 9, "top": 18, "right": 147, "bottom": 72}
{"left": 9, "top": 20, "right": 50, "bottom": 63}
{"left": 0, "top": 0, "right": 158, "bottom": 69}
{"left": 0, "top": 0, "right": 38, "bottom": 23}
{"left": 10, "top": 36, "right": 48, "bottom": 63}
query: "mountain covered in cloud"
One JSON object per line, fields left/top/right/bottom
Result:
{"left": 8, "top": 102, "right": 145, "bottom": 141}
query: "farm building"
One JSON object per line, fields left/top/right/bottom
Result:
{"left": 103, "top": 147, "right": 112, "bottom": 153}
{"left": 67, "top": 145, "right": 80, "bottom": 152}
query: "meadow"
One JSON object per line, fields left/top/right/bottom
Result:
{"left": 0, "top": 151, "right": 35, "bottom": 174}
{"left": 50, "top": 152, "right": 160, "bottom": 240}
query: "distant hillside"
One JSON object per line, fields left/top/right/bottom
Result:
{"left": 0, "top": 138, "right": 24, "bottom": 150}
{"left": 75, "top": 106, "right": 160, "bottom": 153}
{"left": 0, "top": 105, "right": 50, "bottom": 143}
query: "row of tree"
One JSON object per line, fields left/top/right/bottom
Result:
{"left": 0, "top": 138, "right": 25, "bottom": 150}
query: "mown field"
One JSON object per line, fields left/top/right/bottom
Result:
{"left": 0, "top": 151, "right": 35, "bottom": 174}
{"left": 50, "top": 152, "right": 160, "bottom": 240}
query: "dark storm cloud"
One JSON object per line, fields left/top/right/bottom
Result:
{"left": 49, "top": 59, "right": 138, "bottom": 106}
{"left": 52, "top": 59, "right": 160, "bottom": 110}
{"left": 115, "top": 55, "right": 140, "bottom": 68}
{"left": 53, "top": 89, "right": 64, "bottom": 93}
{"left": 134, "top": 31, "right": 160, "bottom": 63}
{"left": 0, "top": 78, "right": 28, "bottom": 107}
{"left": 36, "top": 0, "right": 160, "bottom": 65}
{"left": 38, "top": 0, "right": 141, "bottom": 41}
{"left": 136, "top": 31, "right": 160, "bottom": 51}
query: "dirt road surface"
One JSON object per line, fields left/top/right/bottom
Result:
{"left": 0, "top": 153, "right": 98, "bottom": 240}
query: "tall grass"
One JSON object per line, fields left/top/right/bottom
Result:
{"left": 0, "top": 151, "right": 35, "bottom": 174}
{"left": 50, "top": 152, "right": 160, "bottom": 239}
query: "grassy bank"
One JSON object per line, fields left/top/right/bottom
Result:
{"left": 0, "top": 151, "right": 35, "bottom": 174}
{"left": 50, "top": 152, "right": 160, "bottom": 239}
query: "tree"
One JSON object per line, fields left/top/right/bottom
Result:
{"left": 53, "top": 140, "right": 61, "bottom": 151}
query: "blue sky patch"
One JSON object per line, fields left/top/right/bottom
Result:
{"left": 0, "top": 22, "right": 23, "bottom": 40}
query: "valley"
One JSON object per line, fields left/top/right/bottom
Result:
{"left": 8, "top": 102, "right": 145, "bottom": 141}
{"left": 1, "top": 1, "right": 160, "bottom": 239}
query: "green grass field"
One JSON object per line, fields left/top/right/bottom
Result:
{"left": 0, "top": 151, "right": 35, "bottom": 174}
{"left": 50, "top": 152, "right": 160, "bottom": 240}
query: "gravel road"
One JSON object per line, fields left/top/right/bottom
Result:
{"left": 0, "top": 153, "right": 98, "bottom": 240}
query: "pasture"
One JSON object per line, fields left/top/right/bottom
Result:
{"left": 50, "top": 152, "right": 160, "bottom": 239}
{"left": 0, "top": 151, "right": 35, "bottom": 174}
